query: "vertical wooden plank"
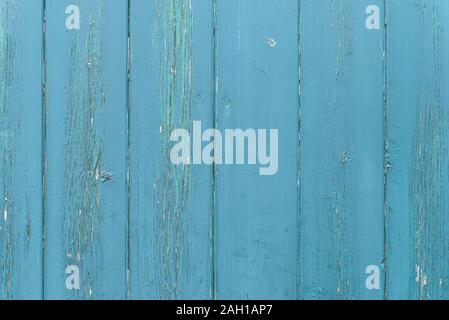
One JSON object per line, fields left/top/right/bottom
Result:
{"left": 0, "top": 0, "right": 43, "bottom": 299}
{"left": 129, "top": 0, "right": 214, "bottom": 299}
{"left": 45, "top": 0, "right": 128, "bottom": 299}
{"left": 386, "top": 0, "right": 449, "bottom": 299}
{"left": 299, "top": 0, "right": 385, "bottom": 299}
{"left": 214, "top": 0, "right": 299, "bottom": 299}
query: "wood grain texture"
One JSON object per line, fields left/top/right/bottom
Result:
{"left": 0, "top": 0, "right": 43, "bottom": 300}
{"left": 44, "top": 0, "right": 128, "bottom": 299}
{"left": 386, "top": 0, "right": 449, "bottom": 300}
{"left": 299, "top": 0, "right": 385, "bottom": 299}
{"left": 214, "top": 0, "right": 299, "bottom": 299}
{"left": 3, "top": 0, "right": 449, "bottom": 301}
{"left": 129, "top": 0, "right": 214, "bottom": 299}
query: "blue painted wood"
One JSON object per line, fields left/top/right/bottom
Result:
{"left": 3, "top": 0, "right": 449, "bottom": 301}
{"left": 386, "top": 0, "right": 449, "bottom": 300}
{"left": 214, "top": 0, "right": 299, "bottom": 299}
{"left": 44, "top": 0, "right": 128, "bottom": 299}
{"left": 0, "top": 0, "right": 44, "bottom": 300}
{"left": 299, "top": 0, "right": 385, "bottom": 299}
{"left": 129, "top": 0, "right": 214, "bottom": 299}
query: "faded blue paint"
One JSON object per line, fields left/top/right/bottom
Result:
{"left": 44, "top": 0, "right": 128, "bottom": 299}
{"left": 386, "top": 0, "right": 449, "bottom": 300}
{"left": 129, "top": 0, "right": 213, "bottom": 299}
{"left": 0, "top": 0, "right": 449, "bottom": 301}
{"left": 0, "top": 0, "right": 43, "bottom": 300}
{"left": 299, "top": 0, "right": 385, "bottom": 299}
{"left": 214, "top": 0, "right": 299, "bottom": 299}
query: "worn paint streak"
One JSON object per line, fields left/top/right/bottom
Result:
{"left": 386, "top": 0, "right": 449, "bottom": 300}
{"left": 0, "top": 1, "right": 20, "bottom": 299}
{"left": 329, "top": 0, "right": 353, "bottom": 299}
{"left": 63, "top": 3, "right": 105, "bottom": 299}
{"left": 412, "top": 101, "right": 448, "bottom": 299}
{"left": 130, "top": 0, "right": 213, "bottom": 299}
{"left": 300, "top": 0, "right": 385, "bottom": 299}
{"left": 45, "top": 0, "right": 128, "bottom": 299}
{"left": 0, "top": 0, "right": 43, "bottom": 300}
{"left": 410, "top": 1, "right": 449, "bottom": 300}
{"left": 154, "top": 0, "right": 193, "bottom": 298}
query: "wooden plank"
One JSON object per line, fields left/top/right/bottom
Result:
{"left": 0, "top": 0, "right": 44, "bottom": 300}
{"left": 299, "top": 0, "right": 385, "bottom": 299}
{"left": 44, "top": 0, "right": 128, "bottom": 299}
{"left": 214, "top": 0, "right": 299, "bottom": 299}
{"left": 129, "top": 0, "right": 214, "bottom": 299}
{"left": 386, "top": 0, "right": 449, "bottom": 299}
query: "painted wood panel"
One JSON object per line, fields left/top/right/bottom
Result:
{"left": 299, "top": 0, "right": 385, "bottom": 299}
{"left": 129, "top": 0, "right": 214, "bottom": 299}
{"left": 0, "top": 0, "right": 43, "bottom": 300}
{"left": 2, "top": 0, "right": 449, "bottom": 301}
{"left": 44, "top": 0, "right": 128, "bottom": 299}
{"left": 214, "top": 0, "right": 299, "bottom": 299}
{"left": 386, "top": 0, "right": 449, "bottom": 300}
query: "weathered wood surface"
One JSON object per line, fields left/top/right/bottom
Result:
{"left": 0, "top": 0, "right": 449, "bottom": 300}
{"left": 0, "top": 0, "right": 43, "bottom": 300}
{"left": 129, "top": 0, "right": 214, "bottom": 299}
{"left": 299, "top": 0, "right": 385, "bottom": 299}
{"left": 214, "top": 0, "right": 299, "bottom": 299}
{"left": 386, "top": 0, "right": 449, "bottom": 300}
{"left": 44, "top": 0, "right": 128, "bottom": 299}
